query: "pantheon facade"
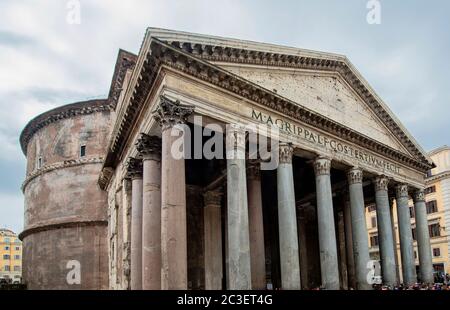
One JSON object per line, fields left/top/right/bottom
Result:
{"left": 20, "top": 28, "right": 435, "bottom": 290}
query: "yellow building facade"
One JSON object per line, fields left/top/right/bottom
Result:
{"left": 0, "top": 229, "right": 22, "bottom": 283}
{"left": 367, "top": 146, "right": 450, "bottom": 282}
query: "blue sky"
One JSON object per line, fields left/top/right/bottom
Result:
{"left": 0, "top": 0, "right": 449, "bottom": 233}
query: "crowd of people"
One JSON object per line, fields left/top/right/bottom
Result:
{"left": 372, "top": 283, "right": 450, "bottom": 290}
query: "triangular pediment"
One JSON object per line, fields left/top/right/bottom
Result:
{"left": 108, "top": 28, "right": 433, "bottom": 172}
{"left": 218, "top": 65, "right": 411, "bottom": 155}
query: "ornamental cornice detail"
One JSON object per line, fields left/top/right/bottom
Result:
{"left": 279, "top": 143, "right": 294, "bottom": 164}
{"left": 107, "top": 39, "right": 431, "bottom": 176}
{"left": 125, "top": 157, "right": 143, "bottom": 179}
{"left": 374, "top": 176, "right": 389, "bottom": 192}
{"left": 413, "top": 189, "right": 425, "bottom": 203}
{"left": 347, "top": 167, "right": 363, "bottom": 185}
{"left": 152, "top": 96, "right": 195, "bottom": 131}
{"left": 425, "top": 170, "right": 450, "bottom": 184}
{"left": 313, "top": 156, "right": 331, "bottom": 176}
{"left": 396, "top": 184, "right": 409, "bottom": 198}
{"left": 22, "top": 157, "right": 104, "bottom": 192}
{"left": 135, "top": 133, "right": 161, "bottom": 160}
{"left": 166, "top": 40, "right": 427, "bottom": 164}
{"left": 203, "top": 190, "right": 223, "bottom": 207}
{"left": 20, "top": 102, "right": 111, "bottom": 156}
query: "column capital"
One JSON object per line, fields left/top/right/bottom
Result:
{"left": 279, "top": 143, "right": 294, "bottom": 164}
{"left": 126, "top": 157, "right": 143, "bottom": 179}
{"left": 203, "top": 191, "right": 223, "bottom": 207}
{"left": 347, "top": 167, "right": 363, "bottom": 185}
{"left": 413, "top": 189, "right": 425, "bottom": 203}
{"left": 226, "top": 124, "right": 245, "bottom": 155}
{"left": 395, "top": 184, "right": 409, "bottom": 198}
{"left": 136, "top": 133, "right": 161, "bottom": 161}
{"left": 153, "top": 95, "right": 194, "bottom": 131}
{"left": 374, "top": 175, "right": 389, "bottom": 191}
{"left": 247, "top": 160, "right": 261, "bottom": 180}
{"left": 313, "top": 156, "right": 331, "bottom": 176}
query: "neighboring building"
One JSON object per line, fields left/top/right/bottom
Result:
{"left": 0, "top": 229, "right": 22, "bottom": 283}
{"left": 21, "top": 28, "right": 435, "bottom": 290}
{"left": 424, "top": 146, "right": 450, "bottom": 275}
{"left": 367, "top": 146, "right": 450, "bottom": 282}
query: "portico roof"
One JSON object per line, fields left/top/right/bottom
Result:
{"left": 103, "top": 27, "right": 434, "bottom": 185}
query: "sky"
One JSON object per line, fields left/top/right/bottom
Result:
{"left": 0, "top": 0, "right": 449, "bottom": 233}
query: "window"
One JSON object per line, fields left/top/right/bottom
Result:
{"left": 13, "top": 266, "right": 20, "bottom": 272}
{"left": 37, "top": 156, "right": 42, "bottom": 169}
{"left": 80, "top": 145, "right": 86, "bottom": 157}
{"left": 5, "top": 246, "right": 9, "bottom": 250}
{"left": 368, "top": 205, "right": 376, "bottom": 212}
{"left": 426, "top": 200, "right": 438, "bottom": 214}
{"left": 4, "top": 265, "right": 10, "bottom": 271}
{"left": 414, "top": 251, "right": 417, "bottom": 259}
{"left": 412, "top": 228, "right": 417, "bottom": 240}
{"left": 429, "top": 224, "right": 440, "bottom": 238}
{"left": 4, "top": 237, "right": 10, "bottom": 243}
{"left": 370, "top": 216, "right": 377, "bottom": 228}
{"left": 425, "top": 186, "right": 436, "bottom": 194}
{"left": 14, "top": 255, "right": 20, "bottom": 260}
{"left": 370, "top": 235, "right": 379, "bottom": 247}
{"left": 15, "top": 246, "right": 20, "bottom": 251}
{"left": 409, "top": 206, "right": 415, "bottom": 218}
{"left": 3, "top": 254, "right": 10, "bottom": 260}
{"left": 433, "top": 248, "right": 441, "bottom": 257}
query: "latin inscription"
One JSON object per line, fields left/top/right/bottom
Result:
{"left": 252, "top": 109, "right": 401, "bottom": 174}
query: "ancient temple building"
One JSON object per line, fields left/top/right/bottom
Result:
{"left": 20, "top": 28, "right": 435, "bottom": 290}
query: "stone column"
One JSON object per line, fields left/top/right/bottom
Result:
{"left": 247, "top": 161, "right": 266, "bottom": 290}
{"left": 413, "top": 189, "right": 434, "bottom": 283}
{"left": 313, "top": 157, "right": 339, "bottom": 290}
{"left": 374, "top": 176, "right": 397, "bottom": 286}
{"left": 389, "top": 197, "right": 401, "bottom": 284}
{"left": 347, "top": 167, "right": 372, "bottom": 290}
{"left": 153, "top": 96, "right": 194, "bottom": 289}
{"left": 277, "top": 143, "right": 301, "bottom": 289}
{"left": 136, "top": 134, "right": 162, "bottom": 290}
{"left": 127, "top": 158, "right": 143, "bottom": 290}
{"left": 396, "top": 184, "right": 417, "bottom": 285}
{"left": 343, "top": 197, "right": 356, "bottom": 289}
{"left": 337, "top": 210, "right": 348, "bottom": 290}
{"left": 203, "top": 191, "right": 223, "bottom": 290}
{"left": 225, "top": 124, "right": 251, "bottom": 290}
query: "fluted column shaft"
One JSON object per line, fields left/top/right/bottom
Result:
{"left": 277, "top": 143, "right": 301, "bottom": 289}
{"left": 374, "top": 176, "right": 397, "bottom": 286}
{"left": 204, "top": 191, "right": 223, "bottom": 290}
{"left": 137, "top": 134, "right": 162, "bottom": 290}
{"left": 226, "top": 124, "right": 251, "bottom": 290}
{"left": 247, "top": 161, "right": 266, "bottom": 290}
{"left": 396, "top": 184, "right": 417, "bottom": 285}
{"left": 154, "top": 96, "right": 194, "bottom": 289}
{"left": 413, "top": 190, "right": 434, "bottom": 283}
{"left": 128, "top": 158, "right": 143, "bottom": 290}
{"left": 313, "top": 157, "right": 339, "bottom": 290}
{"left": 347, "top": 168, "right": 371, "bottom": 290}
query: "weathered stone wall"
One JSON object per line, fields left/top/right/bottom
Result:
{"left": 21, "top": 100, "right": 111, "bottom": 289}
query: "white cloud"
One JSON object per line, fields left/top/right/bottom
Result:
{"left": 0, "top": 191, "right": 24, "bottom": 234}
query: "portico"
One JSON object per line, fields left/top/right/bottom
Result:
{"left": 100, "top": 28, "right": 435, "bottom": 290}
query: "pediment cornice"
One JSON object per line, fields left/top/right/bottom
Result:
{"left": 106, "top": 37, "right": 433, "bottom": 178}
{"left": 163, "top": 39, "right": 430, "bottom": 166}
